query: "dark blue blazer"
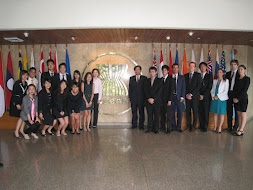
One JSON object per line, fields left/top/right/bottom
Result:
{"left": 175, "top": 74, "right": 186, "bottom": 101}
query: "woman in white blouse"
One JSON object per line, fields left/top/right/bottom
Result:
{"left": 92, "top": 68, "right": 102, "bottom": 128}
{"left": 210, "top": 69, "right": 229, "bottom": 133}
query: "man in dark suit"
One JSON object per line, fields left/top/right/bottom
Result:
{"left": 41, "top": 59, "right": 56, "bottom": 87}
{"left": 171, "top": 63, "right": 186, "bottom": 132}
{"left": 184, "top": 62, "right": 201, "bottom": 132}
{"left": 160, "top": 65, "right": 174, "bottom": 134}
{"left": 129, "top": 65, "right": 147, "bottom": 129}
{"left": 144, "top": 66, "right": 162, "bottom": 134}
{"left": 225, "top": 59, "right": 239, "bottom": 132}
{"left": 52, "top": 62, "right": 71, "bottom": 91}
{"left": 198, "top": 62, "right": 213, "bottom": 132}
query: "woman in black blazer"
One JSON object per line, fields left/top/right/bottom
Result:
{"left": 233, "top": 65, "right": 250, "bottom": 136}
{"left": 38, "top": 78, "right": 57, "bottom": 136}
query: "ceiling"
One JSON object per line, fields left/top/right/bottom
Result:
{"left": 0, "top": 28, "right": 253, "bottom": 46}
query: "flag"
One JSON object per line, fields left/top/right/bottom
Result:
{"left": 191, "top": 49, "right": 195, "bottom": 63}
{"left": 0, "top": 49, "right": 4, "bottom": 117}
{"left": 17, "top": 52, "right": 23, "bottom": 79}
{"left": 30, "top": 49, "right": 35, "bottom": 68}
{"left": 199, "top": 47, "right": 204, "bottom": 63}
{"left": 231, "top": 49, "right": 235, "bottom": 60}
{"left": 54, "top": 47, "right": 58, "bottom": 73}
{"left": 24, "top": 50, "right": 28, "bottom": 71}
{"left": 220, "top": 51, "right": 226, "bottom": 73}
{"left": 152, "top": 48, "right": 157, "bottom": 67}
{"left": 182, "top": 48, "right": 187, "bottom": 75}
{"left": 175, "top": 49, "right": 179, "bottom": 64}
{"left": 207, "top": 50, "right": 213, "bottom": 75}
{"left": 169, "top": 48, "right": 173, "bottom": 75}
{"left": 38, "top": 50, "right": 44, "bottom": 91}
{"left": 49, "top": 48, "right": 52, "bottom": 59}
{"left": 66, "top": 49, "right": 71, "bottom": 78}
{"left": 158, "top": 49, "right": 163, "bottom": 78}
{"left": 5, "top": 51, "right": 14, "bottom": 108}
{"left": 214, "top": 49, "right": 219, "bottom": 79}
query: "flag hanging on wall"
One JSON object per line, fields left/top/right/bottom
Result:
{"left": 220, "top": 51, "right": 226, "bottom": 73}
{"left": 207, "top": 50, "right": 213, "bottom": 75}
{"left": 182, "top": 48, "right": 187, "bottom": 75}
{"left": 231, "top": 48, "right": 235, "bottom": 60}
{"left": 0, "top": 49, "right": 5, "bottom": 117}
{"left": 49, "top": 46, "right": 52, "bottom": 59}
{"left": 158, "top": 49, "right": 163, "bottom": 78}
{"left": 24, "top": 50, "right": 28, "bottom": 71}
{"left": 54, "top": 46, "right": 58, "bottom": 73}
{"left": 5, "top": 51, "right": 14, "bottom": 108}
{"left": 38, "top": 50, "right": 44, "bottom": 91}
{"left": 191, "top": 49, "right": 195, "bottom": 63}
{"left": 17, "top": 51, "right": 23, "bottom": 79}
{"left": 30, "top": 49, "right": 35, "bottom": 68}
{"left": 66, "top": 49, "right": 71, "bottom": 78}
{"left": 169, "top": 48, "right": 173, "bottom": 75}
{"left": 214, "top": 49, "right": 219, "bottom": 79}
{"left": 152, "top": 48, "right": 157, "bottom": 67}
{"left": 175, "top": 48, "right": 179, "bottom": 64}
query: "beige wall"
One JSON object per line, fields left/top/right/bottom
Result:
{"left": 0, "top": 43, "right": 251, "bottom": 122}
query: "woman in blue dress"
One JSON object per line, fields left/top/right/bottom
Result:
{"left": 210, "top": 69, "right": 229, "bottom": 133}
{"left": 81, "top": 72, "right": 94, "bottom": 131}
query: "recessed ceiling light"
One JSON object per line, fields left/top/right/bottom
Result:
{"left": 23, "top": 32, "right": 29, "bottom": 38}
{"left": 166, "top": 36, "right": 170, "bottom": 40}
{"left": 70, "top": 36, "right": 75, "bottom": 41}
{"left": 196, "top": 37, "right": 201, "bottom": 40}
{"left": 188, "top": 31, "right": 194, "bottom": 36}
{"left": 4, "top": 37, "right": 24, "bottom": 42}
{"left": 133, "top": 36, "right": 139, "bottom": 40}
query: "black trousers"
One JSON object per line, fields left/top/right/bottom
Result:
{"left": 93, "top": 94, "right": 99, "bottom": 126}
{"left": 24, "top": 120, "right": 40, "bottom": 134}
{"left": 227, "top": 91, "right": 239, "bottom": 130}
{"left": 160, "top": 103, "right": 172, "bottom": 131}
{"left": 147, "top": 104, "right": 160, "bottom": 132}
{"left": 131, "top": 103, "right": 145, "bottom": 128}
{"left": 186, "top": 99, "right": 199, "bottom": 129}
{"left": 198, "top": 99, "right": 210, "bottom": 129}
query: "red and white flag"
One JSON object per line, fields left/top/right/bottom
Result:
{"left": 158, "top": 49, "right": 164, "bottom": 78}
{"left": 38, "top": 50, "right": 44, "bottom": 91}
{"left": 0, "top": 49, "right": 5, "bottom": 117}
{"left": 169, "top": 48, "right": 173, "bottom": 75}
{"left": 54, "top": 46, "right": 58, "bottom": 73}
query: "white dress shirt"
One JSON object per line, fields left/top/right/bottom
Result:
{"left": 136, "top": 75, "right": 140, "bottom": 82}
{"left": 230, "top": 69, "right": 237, "bottom": 91}
{"left": 26, "top": 77, "right": 38, "bottom": 94}
{"left": 93, "top": 77, "right": 102, "bottom": 100}
{"left": 59, "top": 73, "right": 67, "bottom": 81}
{"left": 163, "top": 74, "right": 168, "bottom": 82}
{"left": 49, "top": 70, "right": 55, "bottom": 77}
{"left": 201, "top": 72, "right": 206, "bottom": 79}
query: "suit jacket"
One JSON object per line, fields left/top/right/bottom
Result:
{"left": 211, "top": 79, "right": 229, "bottom": 101}
{"left": 41, "top": 71, "right": 55, "bottom": 86}
{"left": 225, "top": 70, "right": 240, "bottom": 91}
{"left": 200, "top": 73, "right": 213, "bottom": 100}
{"left": 161, "top": 75, "right": 175, "bottom": 103}
{"left": 233, "top": 76, "right": 250, "bottom": 101}
{"left": 184, "top": 72, "right": 201, "bottom": 100}
{"left": 144, "top": 77, "right": 162, "bottom": 106}
{"left": 20, "top": 95, "right": 38, "bottom": 121}
{"left": 172, "top": 74, "right": 186, "bottom": 101}
{"left": 52, "top": 73, "right": 71, "bottom": 91}
{"left": 129, "top": 75, "right": 147, "bottom": 105}
{"left": 38, "top": 89, "right": 52, "bottom": 114}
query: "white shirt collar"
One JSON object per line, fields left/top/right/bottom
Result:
{"left": 163, "top": 74, "right": 168, "bottom": 79}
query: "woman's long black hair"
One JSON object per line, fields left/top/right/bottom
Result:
{"left": 84, "top": 72, "right": 93, "bottom": 84}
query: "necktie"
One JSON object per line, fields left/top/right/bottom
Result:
{"left": 189, "top": 73, "right": 193, "bottom": 83}
{"left": 31, "top": 79, "right": 34, "bottom": 84}
{"left": 30, "top": 98, "right": 35, "bottom": 121}
{"left": 51, "top": 73, "right": 54, "bottom": 77}
{"left": 151, "top": 78, "right": 154, "bottom": 87}
{"left": 231, "top": 71, "right": 234, "bottom": 79}
{"left": 137, "top": 76, "right": 139, "bottom": 83}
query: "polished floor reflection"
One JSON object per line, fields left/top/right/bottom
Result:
{"left": 0, "top": 121, "right": 253, "bottom": 190}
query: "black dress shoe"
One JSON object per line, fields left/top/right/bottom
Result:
{"left": 166, "top": 129, "right": 171, "bottom": 134}
{"left": 132, "top": 126, "right": 137, "bottom": 129}
{"left": 202, "top": 129, "right": 207, "bottom": 132}
{"left": 154, "top": 131, "right": 159, "bottom": 134}
{"left": 145, "top": 130, "right": 151, "bottom": 133}
{"left": 178, "top": 129, "right": 183, "bottom": 132}
{"left": 223, "top": 128, "right": 232, "bottom": 132}
{"left": 0, "top": 163, "right": 3, "bottom": 167}
{"left": 139, "top": 127, "right": 144, "bottom": 130}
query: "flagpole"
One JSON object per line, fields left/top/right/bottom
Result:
{"left": 152, "top": 43, "right": 154, "bottom": 66}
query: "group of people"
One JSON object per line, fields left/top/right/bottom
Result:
{"left": 129, "top": 60, "right": 250, "bottom": 136}
{"left": 11, "top": 59, "right": 102, "bottom": 140}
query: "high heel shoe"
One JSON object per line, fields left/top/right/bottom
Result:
{"left": 14, "top": 131, "right": 21, "bottom": 139}
{"left": 41, "top": 132, "right": 46, "bottom": 137}
{"left": 234, "top": 131, "right": 244, "bottom": 136}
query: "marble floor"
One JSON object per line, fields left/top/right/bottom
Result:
{"left": 0, "top": 121, "right": 253, "bottom": 190}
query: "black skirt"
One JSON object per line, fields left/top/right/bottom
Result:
{"left": 9, "top": 102, "right": 21, "bottom": 117}
{"left": 53, "top": 108, "right": 69, "bottom": 119}
{"left": 42, "top": 112, "right": 55, "bottom": 126}
{"left": 235, "top": 99, "right": 248, "bottom": 112}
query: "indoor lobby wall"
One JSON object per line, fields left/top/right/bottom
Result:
{"left": 0, "top": 43, "right": 251, "bottom": 125}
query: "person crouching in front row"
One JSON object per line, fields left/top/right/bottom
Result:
{"left": 144, "top": 67, "right": 162, "bottom": 134}
{"left": 20, "top": 84, "right": 41, "bottom": 140}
